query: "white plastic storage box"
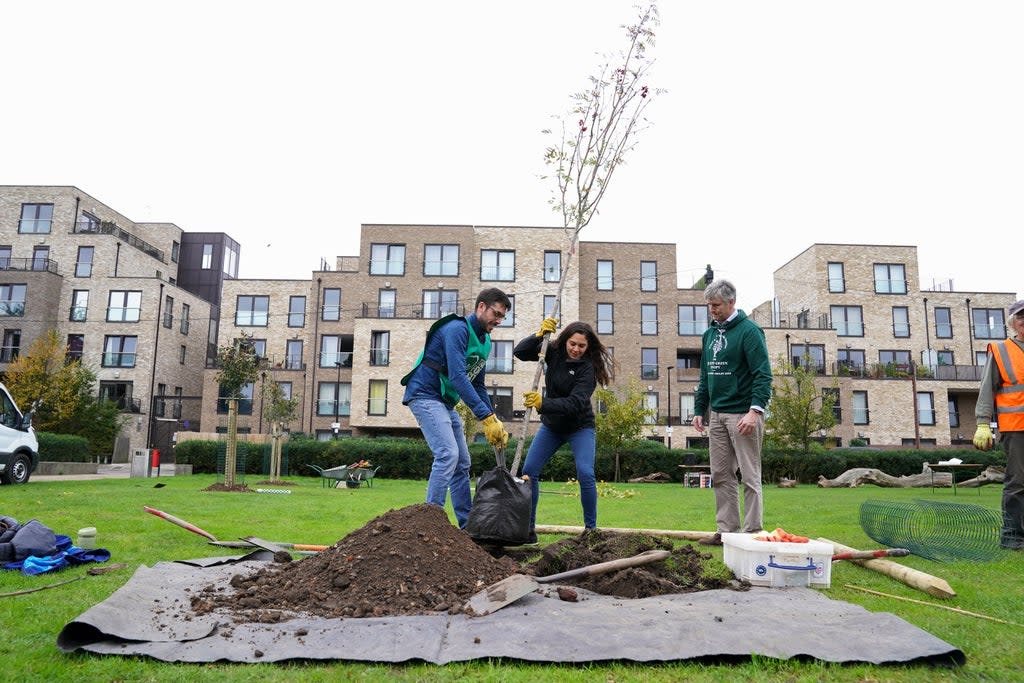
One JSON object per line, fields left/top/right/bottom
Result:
{"left": 721, "top": 533, "right": 832, "bottom": 588}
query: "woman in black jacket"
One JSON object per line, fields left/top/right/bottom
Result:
{"left": 513, "top": 319, "right": 613, "bottom": 536}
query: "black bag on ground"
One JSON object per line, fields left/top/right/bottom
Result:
{"left": 465, "top": 458, "right": 532, "bottom": 546}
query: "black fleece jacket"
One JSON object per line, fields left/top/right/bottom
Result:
{"left": 513, "top": 334, "right": 596, "bottom": 434}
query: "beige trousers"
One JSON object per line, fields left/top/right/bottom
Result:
{"left": 708, "top": 410, "right": 764, "bottom": 533}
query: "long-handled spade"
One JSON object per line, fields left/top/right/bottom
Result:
{"left": 464, "top": 549, "right": 670, "bottom": 617}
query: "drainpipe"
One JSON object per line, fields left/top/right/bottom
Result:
{"left": 73, "top": 196, "right": 80, "bottom": 230}
{"left": 146, "top": 283, "right": 165, "bottom": 450}
{"left": 965, "top": 298, "right": 972, "bottom": 360}
{"left": 114, "top": 242, "right": 121, "bottom": 277}
{"left": 308, "top": 278, "right": 322, "bottom": 433}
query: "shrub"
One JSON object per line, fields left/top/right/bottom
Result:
{"left": 36, "top": 431, "right": 91, "bottom": 462}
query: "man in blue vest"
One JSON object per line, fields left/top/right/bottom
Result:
{"left": 402, "top": 287, "right": 511, "bottom": 528}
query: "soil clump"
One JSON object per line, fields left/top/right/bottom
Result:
{"left": 191, "top": 503, "right": 741, "bottom": 623}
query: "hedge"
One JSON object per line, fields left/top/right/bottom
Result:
{"left": 36, "top": 432, "right": 91, "bottom": 463}
{"left": 172, "top": 436, "right": 1008, "bottom": 485}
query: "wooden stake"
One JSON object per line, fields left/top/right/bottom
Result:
{"left": 845, "top": 584, "right": 1023, "bottom": 627}
{"left": 817, "top": 537, "right": 956, "bottom": 599}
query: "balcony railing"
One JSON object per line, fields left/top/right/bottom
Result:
{"left": 0, "top": 257, "right": 60, "bottom": 274}
{"left": 358, "top": 302, "right": 468, "bottom": 319}
{"left": 74, "top": 219, "right": 165, "bottom": 262}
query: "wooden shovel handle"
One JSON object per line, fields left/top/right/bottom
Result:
{"left": 537, "top": 549, "right": 670, "bottom": 583}
{"left": 832, "top": 548, "right": 910, "bottom": 561}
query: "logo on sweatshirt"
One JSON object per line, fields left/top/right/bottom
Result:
{"left": 711, "top": 326, "right": 728, "bottom": 361}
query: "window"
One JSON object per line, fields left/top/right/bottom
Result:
{"left": 179, "top": 345, "right": 187, "bottom": 364}
{"left": 0, "top": 246, "right": 10, "bottom": 269}
{"left": 641, "top": 348, "right": 659, "bottom": 379}
{"left": 497, "top": 295, "right": 515, "bottom": 327}
{"left": 217, "top": 382, "right": 254, "bottom": 415}
{"left": 678, "top": 305, "right": 708, "bottom": 335}
{"left": 597, "top": 303, "right": 614, "bottom": 334}
{"left": 370, "top": 331, "right": 390, "bottom": 366}
{"left": 643, "top": 392, "right": 658, "bottom": 424}
{"left": 66, "top": 334, "right": 83, "bottom": 362}
{"left": 487, "top": 340, "right": 513, "bottom": 373}
{"left": 171, "top": 241, "right": 180, "bottom": 263}
{"left": 377, "top": 290, "right": 395, "bottom": 318}
{"left": 0, "top": 285, "right": 26, "bottom": 317}
{"left": 75, "top": 246, "right": 94, "bottom": 277}
{"left": 32, "top": 246, "right": 49, "bottom": 271}
{"left": 286, "top": 339, "right": 304, "bottom": 369}
{"left": 423, "top": 289, "right": 457, "bottom": 318}
{"left": 99, "top": 381, "right": 136, "bottom": 412}
{"left": 163, "top": 295, "right": 175, "bottom": 328}
{"left": 640, "top": 261, "right": 657, "bottom": 291}
{"left": 641, "top": 304, "right": 658, "bottom": 335}
{"left": 424, "top": 244, "right": 459, "bottom": 276}
{"left": 830, "top": 305, "right": 864, "bottom": 336}
{"left": 934, "top": 307, "right": 952, "bottom": 338}
{"left": 852, "top": 391, "right": 869, "bottom": 424}
{"left": 322, "top": 288, "right": 341, "bottom": 321}
{"left": 487, "top": 386, "right": 513, "bottom": 421}
{"left": 827, "top": 262, "right": 845, "bottom": 293}
{"left": 77, "top": 212, "right": 100, "bottom": 233}
{"left": 223, "top": 244, "right": 238, "bottom": 277}
{"left": 917, "top": 392, "right": 936, "bottom": 426}
{"left": 368, "top": 380, "right": 388, "bottom": 415}
{"left": 276, "top": 382, "right": 293, "bottom": 401}
{"left": 288, "top": 296, "right": 306, "bottom": 326}
{"left": 879, "top": 350, "right": 911, "bottom": 370}
{"left": 481, "top": 249, "right": 514, "bottom": 281}
{"left": 155, "top": 383, "right": 167, "bottom": 417}
{"left": 972, "top": 307, "right": 1005, "bottom": 340}
{"left": 249, "top": 339, "right": 267, "bottom": 359}
{"left": 596, "top": 260, "right": 613, "bottom": 290}
{"left": 19, "top": 203, "right": 52, "bottom": 233}
{"left": 107, "top": 290, "right": 141, "bottom": 322}
{"left": 948, "top": 396, "right": 960, "bottom": 429}
{"left": 544, "top": 295, "right": 560, "bottom": 322}
{"left": 320, "top": 335, "right": 346, "bottom": 367}
{"left": 680, "top": 394, "right": 695, "bottom": 423}
{"left": 201, "top": 244, "right": 214, "bottom": 269}
{"left": 544, "top": 251, "right": 561, "bottom": 282}
{"left": 102, "top": 335, "right": 138, "bottom": 367}
{"left": 892, "top": 306, "right": 910, "bottom": 338}
{"left": 823, "top": 387, "right": 841, "bottom": 423}
{"left": 180, "top": 303, "right": 190, "bottom": 334}
{"left": 976, "top": 350, "right": 988, "bottom": 366}
{"left": 792, "top": 343, "right": 825, "bottom": 374}
{"left": 936, "top": 349, "right": 954, "bottom": 367}
{"left": 317, "top": 382, "right": 351, "bottom": 416}
{"left": 235, "top": 295, "right": 269, "bottom": 326}
{"left": 837, "top": 348, "right": 865, "bottom": 373}
{"left": 1, "top": 329, "right": 21, "bottom": 362}
{"left": 370, "top": 243, "right": 405, "bottom": 275}
{"left": 874, "top": 263, "right": 907, "bottom": 294}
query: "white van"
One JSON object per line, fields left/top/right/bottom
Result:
{"left": 0, "top": 383, "right": 39, "bottom": 485}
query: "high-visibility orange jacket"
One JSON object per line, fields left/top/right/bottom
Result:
{"left": 989, "top": 339, "right": 1024, "bottom": 432}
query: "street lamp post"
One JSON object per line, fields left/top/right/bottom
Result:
{"left": 334, "top": 360, "right": 343, "bottom": 439}
{"left": 665, "top": 365, "right": 673, "bottom": 450}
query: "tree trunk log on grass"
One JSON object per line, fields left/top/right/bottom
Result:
{"left": 958, "top": 465, "right": 1005, "bottom": 488}
{"left": 817, "top": 468, "right": 951, "bottom": 488}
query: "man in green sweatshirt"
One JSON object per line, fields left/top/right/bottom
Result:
{"left": 693, "top": 279, "right": 773, "bottom": 545}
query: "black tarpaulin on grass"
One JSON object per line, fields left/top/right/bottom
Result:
{"left": 57, "top": 555, "right": 964, "bottom": 666}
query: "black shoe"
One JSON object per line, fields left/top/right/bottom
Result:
{"left": 698, "top": 532, "right": 722, "bottom": 546}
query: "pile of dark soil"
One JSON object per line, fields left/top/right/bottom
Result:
{"left": 191, "top": 503, "right": 741, "bottom": 623}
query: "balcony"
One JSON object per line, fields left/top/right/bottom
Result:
{"left": 359, "top": 302, "right": 469, "bottom": 319}
{"left": 0, "top": 257, "right": 60, "bottom": 274}
{"left": 74, "top": 219, "right": 165, "bottom": 262}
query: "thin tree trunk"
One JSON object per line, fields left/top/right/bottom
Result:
{"left": 225, "top": 398, "right": 238, "bottom": 488}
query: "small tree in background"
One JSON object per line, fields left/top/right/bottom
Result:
{"left": 512, "top": 2, "right": 662, "bottom": 474}
{"left": 215, "top": 332, "right": 261, "bottom": 489}
{"left": 765, "top": 360, "right": 838, "bottom": 453}
{"left": 595, "top": 380, "right": 655, "bottom": 481}
{"left": 4, "top": 329, "right": 124, "bottom": 458}
{"left": 263, "top": 379, "right": 299, "bottom": 480}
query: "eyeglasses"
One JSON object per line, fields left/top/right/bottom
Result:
{"left": 486, "top": 305, "right": 507, "bottom": 320}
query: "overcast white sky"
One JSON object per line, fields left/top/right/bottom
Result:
{"left": 5, "top": 1, "right": 1022, "bottom": 308}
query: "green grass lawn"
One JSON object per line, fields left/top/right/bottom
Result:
{"left": 2, "top": 474, "right": 1022, "bottom": 682}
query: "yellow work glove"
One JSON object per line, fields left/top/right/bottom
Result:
{"left": 523, "top": 391, "right": 542, "bottom": 411}
{"left": 481, "top": 414, "right": 509, "bottom": 448}
{"left": 536, "top": 317, "right": 558, "bottom": 337}
{"left": 973, "top": 423, "right": 994, "bottom": 451}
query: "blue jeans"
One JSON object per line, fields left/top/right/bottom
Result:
{"left": 408, "top": 399, "right": 472, "bottom": 528}
{"left": 522, "top": 425, "right": 597, "bottom": 529}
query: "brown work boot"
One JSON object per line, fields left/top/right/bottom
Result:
{"left": 698, "top": 532, "right": 722, "bottom": 546}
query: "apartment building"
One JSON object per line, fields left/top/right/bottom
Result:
{"left": 203, "top": 231, "right": 1017, "bottom": 451}
{"left": 0, "top": 186, "right": 233, "bottom": 459}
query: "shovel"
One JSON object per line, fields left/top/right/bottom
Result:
{"left": 832, "top": 548, "right": 910, "bottom": 561}
{"left": 464, "top": 548, "right": 670, "bottom": 617}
